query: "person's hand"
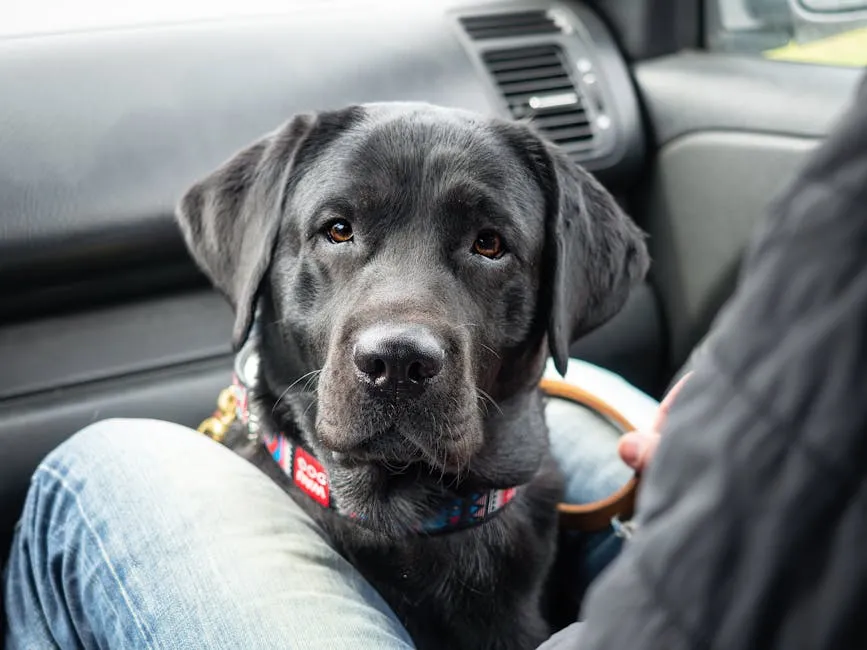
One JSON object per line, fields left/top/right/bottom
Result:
{"left": 617, "top": 373, "right": 692, "bottom": 473}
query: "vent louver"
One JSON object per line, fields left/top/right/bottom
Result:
{"left": 459, "top": 10, "right": 564, "bottom": 40}
{"left": 481, "top": 45, "right": 595, "bottom": 152}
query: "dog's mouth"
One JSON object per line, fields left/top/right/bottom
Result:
{"left": 321, "top": 419, "right": 479, "bottom": 478}
{"left": 330, "top": 426, "right": 426, "bottom": 467}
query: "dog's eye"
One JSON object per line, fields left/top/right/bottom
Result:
{"left": 472, "top": 230, "right": 505, "bottom": 259}
{"left": 325, "top": 219, "right": 354, "bottom": 244}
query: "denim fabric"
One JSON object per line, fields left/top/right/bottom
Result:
{"left": 4, "top": 360, "right": 658, "bottom": 649}
{"left": 3, "top": 418, "right": 415, "bottom": 650}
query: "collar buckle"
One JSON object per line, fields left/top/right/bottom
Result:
{"left": 196, "top": 387, "right": 238, "bottom": 443}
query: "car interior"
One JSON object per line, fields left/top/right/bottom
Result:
{"left": 1, "top": 0, "right": 864, "bottom": 632}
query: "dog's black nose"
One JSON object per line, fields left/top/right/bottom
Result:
{"left": 353, "top": 325, "right": 444, "bottom": 393}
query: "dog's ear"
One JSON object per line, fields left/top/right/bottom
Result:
{"left": 542, "top": 146, "right": 649, "bottom": 375}
{"left": 495, "top": 120, "right": 649, "bottom": 375}
{"left": 175, "top": 111, "right": 356, "bottom": 348}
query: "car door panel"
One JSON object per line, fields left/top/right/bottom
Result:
{"left": 634, "top": 51, "right": 862, "bottom": 371}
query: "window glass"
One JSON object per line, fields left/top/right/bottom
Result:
{"left": 707, "top": 0, "right": 867, "bottom": 66}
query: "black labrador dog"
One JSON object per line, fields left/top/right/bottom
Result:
{"left": 175, "top": 102, "right": 648, "bottom": 650}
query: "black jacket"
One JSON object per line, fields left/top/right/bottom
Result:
{"left": 542, "top": 71, "right": 867, "bottom": 649}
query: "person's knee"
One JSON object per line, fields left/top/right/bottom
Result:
{"left": 59, "top": 416, "right": 197, "bottom": 456}
{"left": 42, "top": 417, "right": 206, "bottom": 479}
{"left": 30, "top": 417, "right": 235, "bottom": 517}
{"left": 32, "top": 416, "right": 308, "bottom": 532}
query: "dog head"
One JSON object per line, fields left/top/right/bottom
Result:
{"left": 177, "top": 103, "right": 648, "bottom": 535}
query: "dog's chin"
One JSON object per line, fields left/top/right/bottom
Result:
{"left": 314, "top": 414, "right": 487, "bottom": 538}
{"left": 326, "top": 461, "right": 440, "bottom": 538}
{"left": 327, "top": 455, "right": 504, "bottom": 539}
{"left": 316, "top": 416, "right": 483, "bottom": 476}
{"left": 315, "top": 386, "right": 484, "bottom": 469}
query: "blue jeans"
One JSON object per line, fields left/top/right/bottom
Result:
{"left": 3, "top": 361, "right": 656, "bottom": 649}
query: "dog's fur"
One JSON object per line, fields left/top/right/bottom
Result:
{"left": 176, "top": 103, "right": 648, "bottom": 650}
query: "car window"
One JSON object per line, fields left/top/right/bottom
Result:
{"left": 707, "top": 0, "right": 867, "bottom": 66}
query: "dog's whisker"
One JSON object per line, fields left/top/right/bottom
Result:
{"left": 287, "top": 368, "right": 324, "bottom": 392}
{"left": 301, "top": 370, "right": 323, "bottom": 393}
{"left": 440, "top": 420, "right": 456, "bottom": 488}
{"left": 270, "top": 388, "right": 292, "bottom": 415}
{"left": 455, "top": 450, "right": 468, "bottom": 487}
{"left": 455, "top": 573, "right": 485, "bottom": 596}
{"left": 272, "top": 369, "right": 323, "bottom": 415}
{"left": 444, "top": 417, "right": 462, "bottom": 487}
{"left": 384, "top": 452, "right": 414, "bottom": 474}
{"left": 300, "top": 396, "right": 317, "bottom": 421}
{"left": 437, "top": 427, "right": 447, "bottom": 486}
{"left": 479, "top": 343, "right": 500, "bottom": 360}
{"left": 455, "top": 432, "right": 473, "bottom": 486}
{"left": 380, "top": 457, "right": 413, "bottom": 474}
{"left": 425, "top": 410, "right": 444, "bottom": 485}
{"left": 476, "top": 388, "right": 504, "bottom": 417}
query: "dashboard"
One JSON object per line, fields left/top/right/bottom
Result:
{"left": 0, "top": 0, "right": 643, "bottom": 321}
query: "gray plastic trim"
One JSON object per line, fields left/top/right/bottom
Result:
{"left": 0, "top": 289, "right": 233, "bottom": 400}
{"left": 646, "top": 130, "right": 820, "bottom": 369}
{"left": 634, "top": 52, "right": 862, "bottom": 147}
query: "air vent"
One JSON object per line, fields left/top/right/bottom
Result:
{"left": 481, "top": 45, "right": 595, "bottom": 151}
{"left": 459, "top": 10, "right": 564, "bottom": 40}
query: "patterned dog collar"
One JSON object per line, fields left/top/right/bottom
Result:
{"left": 225, "top": 324, "right": 519, "bottom": 535}
{"left": 261, "top": 426, "right": 517, "bottom": 533}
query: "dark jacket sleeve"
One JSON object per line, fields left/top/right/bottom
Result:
{"left": 556, "top": 72, "right": 867, "bottom": 650}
